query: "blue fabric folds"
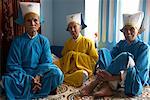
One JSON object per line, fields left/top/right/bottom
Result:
{"left": 2, "top": 33, "right": 64, "bottom": 99}
{"left": 97, "top": 38, "right": 150, "bottom": 96}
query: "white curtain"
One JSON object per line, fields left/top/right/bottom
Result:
{"left": 98, "top": 0, "right": 122, "bottom": 49}
{"left": 139, "top": 0, "right": 150, "bottom": 45}
{"left": 98, "top": 0, "right": 150, "bottom": 50}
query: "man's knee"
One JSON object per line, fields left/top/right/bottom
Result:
{"left": 98, "top": 48, "right": 110, "bottom": 55}
{"left": 54, "top": 67, "right": 64, "bottom": 83}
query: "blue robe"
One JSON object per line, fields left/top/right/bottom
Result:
{"left": 2, "top": 33, "right": 64, "bottom": 100}
{"left": 97, "top": 38, "right": 150, "bottom": 96}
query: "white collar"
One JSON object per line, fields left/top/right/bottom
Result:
{"left": 27, "top": 32, "right": 38, "bottom": 39}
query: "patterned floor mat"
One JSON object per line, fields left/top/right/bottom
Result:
{"left": 0, "top": 76, "right": 149, "bottom": 100}
{"left": 46, "top": 76, "right": 150, "bottom": 100}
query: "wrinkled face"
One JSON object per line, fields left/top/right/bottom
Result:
{"left": 121, "top": 25, "right": 139, "bottom": 44}
{"left": 67, "top": 21, "right": 81, "bottom": 40}
{"left": 24, "top": 13, "right": 40, "bottom": 36}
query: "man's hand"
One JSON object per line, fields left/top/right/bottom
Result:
{"left": 96, "top": 70, "right": 114, "bottom": 81}
{"left": 96, "top": 70, "right": 121, "bottom": 81}
{"left": 70, "top": 56, "right": 74, "bottom": 62}
{"left": 32, "top": 75, "right": 42, "bottom": 93}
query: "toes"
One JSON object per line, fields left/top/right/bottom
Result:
{"left": 78, "top": 90, "right": 89, "bottom": 96}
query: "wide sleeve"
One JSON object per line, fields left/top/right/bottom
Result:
{"left": 61, "top": 39, "right": 70, "bottom": 56}
{"left": 134, "top": 44, "right": 150, "bottom": 84}
{"left": 6, "top": 37, "right": 33, "bottom": 85}
{"left": 86, "top": 39, "right": 98, "bottom": 62}
{"left": 79, "top": 39, "right": 98, "bottom": 74}
{"left": 7, "top": 37, "right": 24, "bottom": 73}
{"left": 37, "top": 38, "right": 56, "bottom": 76}
{"left": 125, "top": 44, "right": 150, "bottom": 96}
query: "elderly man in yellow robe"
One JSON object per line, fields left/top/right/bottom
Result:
{"left": 55, "top": 13, "right": 98, "bottom": 87}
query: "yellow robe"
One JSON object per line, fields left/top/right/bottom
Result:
{"left": 56, "top": 35, "right": 98, "bottom": 87}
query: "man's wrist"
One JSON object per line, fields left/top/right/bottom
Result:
{"left": 112, "top": 75, "right": 121, "bottom": 81}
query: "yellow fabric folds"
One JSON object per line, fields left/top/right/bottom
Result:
{"left": 58, "top": 35, "right": 98, "bottom": 87}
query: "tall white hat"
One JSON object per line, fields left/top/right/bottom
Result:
{"left": 66, "top": 13, "right": 81, "bottom": 25}
{"left": 19, "top": 2, "right": 40, "bottom": 17}
{"left": 123, "top": 11, "right": 144, "bottom": 30}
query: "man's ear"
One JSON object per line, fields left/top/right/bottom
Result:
{"left": 66, "top": 26, "right": 69, "bottom": 31}
{"left": 80, "top": 25, "right": 82, "bottom": 29}
{"left": 120, "top": 28, "right": 124, "bottom": 32}
{"left": 138, "top": 27, "right": 145, "bottom": 34}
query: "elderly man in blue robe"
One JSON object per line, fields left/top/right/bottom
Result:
{"left": 80, "top": 11, "right": 150, "bottom": 97}
{"left": 1, "top": 2, "right": 64, "bottom": 99}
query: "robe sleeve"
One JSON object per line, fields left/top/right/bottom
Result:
{"left": 6, "top": 37, "right": 33, "bottom": 85}
{"left": 125, "top": 44, "right": 150, "bottom": 96}
{"left": 133, "top": 44, "right": 150, "bottom": 84}
{"left": 7, "top": 37, "right": 24, "bottom": 73}
{"left": 61, "top": 39, "right": 70, "bottom": 56}
{"left": 86, "top": 39, "right": 98, "bottom": 62}
{"left": 61, "top": 39, "right": 98, "bottom": 76}
{"left": 36, "top": 38, "right": 56, "bottom": 76}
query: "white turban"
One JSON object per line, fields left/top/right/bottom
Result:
{"left": 66, "top": 13, "right": 81, "bottom": 25}
{"left": 123, "top": 11, "right": 144, "bottom": 30}
{"left": 19, "top": 2, "right": 40, "bottom": 17}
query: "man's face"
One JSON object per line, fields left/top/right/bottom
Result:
{"left": 24, "top": 13, "right": 40, "bottom": 35}
{"left": 121, "top": 25, "right": 139, "bottom": 43}
{"left": 67, "top": 21, "right": 81, "bottom": 40}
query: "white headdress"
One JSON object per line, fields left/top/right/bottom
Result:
{"left": 19, "top": 2, "right": 40, "bottom": 17}
{"left": 66, "top": 13, "right": 81, "bottom": 25}
{"left": 123, "top": 11, "right": 144, "bottom": 30}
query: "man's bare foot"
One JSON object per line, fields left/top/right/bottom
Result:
{"left": 79, "top": 78, "right": 100, "bottom": 96}
{"left": 93, "top": 82, "right": 113, "bottom": 97}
